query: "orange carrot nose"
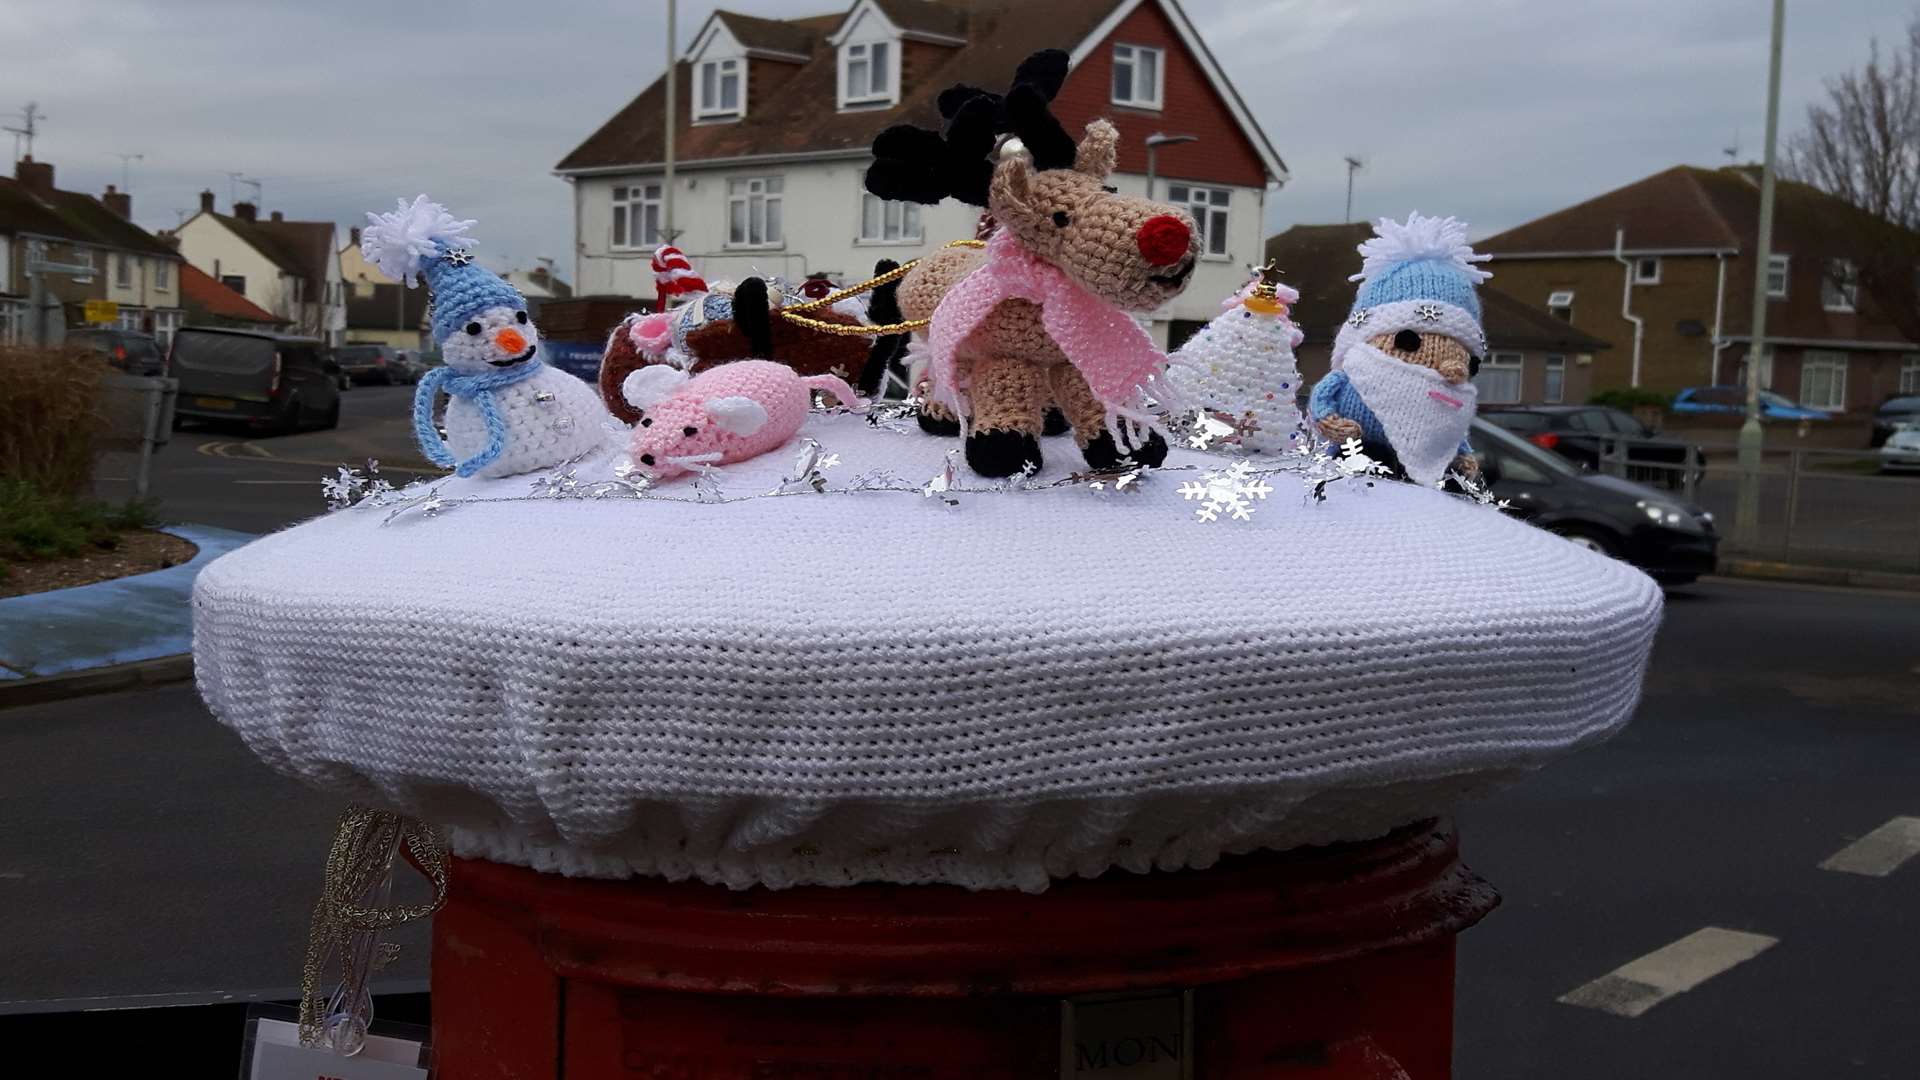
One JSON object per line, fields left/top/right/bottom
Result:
{"left": 494, "top": 328, "right": 527, "bottom": 355}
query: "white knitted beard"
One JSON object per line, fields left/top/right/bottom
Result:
{"left": 1342, "top": 342, "right": 1476, "bottom": 486}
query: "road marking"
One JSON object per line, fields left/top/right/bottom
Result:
{"left": 1558, "top": 927, "right": 1777, "bottom": 1018}
{"left": 231, "top": 479, "right": 318, "bottom": 486}
{"left": 1820, "top": 816, "right": 1920, "bottom": 877}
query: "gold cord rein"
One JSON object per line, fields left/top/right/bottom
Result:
{"left": 775, "top": 238, "right": 984, "bottom": 336}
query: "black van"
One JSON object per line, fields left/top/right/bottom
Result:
{"left": 168, "top": 327, "right": 341, "bottom": 433}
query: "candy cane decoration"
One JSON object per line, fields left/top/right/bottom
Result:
{"left": 651, "top": 244, "right": 708, "bottom": 309}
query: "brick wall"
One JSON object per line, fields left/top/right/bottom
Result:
{"left": 1488, "top": 255, "right": 1729, "bottom": 396}
{"left": 1052, "top": 1, "right": 1268, "bottom": 188}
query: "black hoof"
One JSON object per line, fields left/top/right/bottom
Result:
{"left": 966, "top": 428, "right": 1042, "bottom": 477}
{"left": 917, "top": 410, "right": 961, "bottom": 437}
{"left": 1042, "top": 407, "right": 1070, "bottom": 437}
{"left": 1083, "top": 428, "right": 1169, "bottom": 471}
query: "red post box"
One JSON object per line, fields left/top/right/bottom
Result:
{"left": 431, "top": 820, "right": 1496, "bottom": 1078}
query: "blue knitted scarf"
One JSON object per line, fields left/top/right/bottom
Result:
{"left": 412, "top": 360, "right": 545, "bottom": 477}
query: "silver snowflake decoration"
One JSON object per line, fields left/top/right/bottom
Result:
{"left": 1176, "top": 459, "right": 1273, "bottom": 523}
{"left": 320, "top": 466, "right": 365, "bottom": 510}
{"left": 421, "top": 491, "right": 445, "bottom": 517}
{"left": 1347, "top": 309, "right": 1371, "bottom": 328}
{"left": 922, "top": 451, "right": 959, "bottom": 503}
{"left": 1185, "top": 412, "right": 1236, "bottom": 450}
{"left": 1414, "top": 303, "right": 1444, "bottom": 323}
{"left": 442, "top": 248, "right": 474, "bottom": 268}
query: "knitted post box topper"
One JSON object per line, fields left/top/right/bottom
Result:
{"left": 621, "top": 360, "right": 863, "bottom": 480}
{"left": 1308, "top": 213, "right": 1492, "bottom": 487}
{"left": 866, "top": 50, "right": 1199, "bottom": 478}
{"left": 362, "top": 195, "right": 609, "bottom": 479}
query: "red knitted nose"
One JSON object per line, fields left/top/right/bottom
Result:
{"left": 1136, "top": 215, "right": 1191, "bottom": 266}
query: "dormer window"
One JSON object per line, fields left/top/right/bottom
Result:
{"left": 840, "top": 41, "right": 895, "bottom": 108}
{"left": 696, "top": 57, "right": 743, "bottom": 121}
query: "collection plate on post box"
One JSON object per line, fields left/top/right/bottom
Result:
{"left": 1061, "top": 989, "right": 1194, "bottom": 1079}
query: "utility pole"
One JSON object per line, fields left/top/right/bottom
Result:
{"left": 1343, "top": 156, "right": 1364, "bottom": 222}
{"left": 5, "top": 101, "right": 44, "bottom": 162}
{"left": 663, "top": 0, "right": 677, "bottom": 247}
{"left": 112, "top": 152, "right": 144, "bottom": 189}
{"left": 1735, "top": 0, "right": 1785, "bottom": 546}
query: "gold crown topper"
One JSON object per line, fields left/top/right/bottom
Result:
{"left": 1243, "top": 260, "right": 1288, "bottom": 315}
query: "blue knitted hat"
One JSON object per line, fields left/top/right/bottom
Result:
{"left": 360, "top": 195, "right": 528, "bottom": 344}
{"left": 1331, "top": 213, "right": 1492, "bottom": 369}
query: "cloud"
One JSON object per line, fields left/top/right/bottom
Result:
{"left": 2, "top": 0, "right": 1910, "bottom": 278}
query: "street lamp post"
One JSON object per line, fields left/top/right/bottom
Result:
{"left": 1144, "top": 132, "right": 1198, "bottom": 202}
{"left": 1735, "top": 0, "right": 1785, "bottom": 545}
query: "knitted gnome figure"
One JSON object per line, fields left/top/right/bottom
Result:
{"left": 362, "top": 196, "right": 609, "bottom": 479}
{"left": 1167, "top": 264, "right": 1306, "bottom": 452}
{"left": 1308, "top": 213, "right": 1491, "bottom": 486}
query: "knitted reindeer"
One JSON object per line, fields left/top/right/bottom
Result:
{"left": 867, "top": 51, "right": 1200, "bottom": 477}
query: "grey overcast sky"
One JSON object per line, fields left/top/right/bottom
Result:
{"left": 3, "top": 0, "right": 1909, "bottom": 278}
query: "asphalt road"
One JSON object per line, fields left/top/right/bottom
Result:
{"left": 93, "top": 383, "right": 432, "bottom": 534}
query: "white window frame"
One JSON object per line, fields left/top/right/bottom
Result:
{"left": 1821, "top": 259, "right": 1858, "bottom": 312}
{"left": 1543, "top": 354, "right": 1566, "bottom": 404}
{"left": 726, "top": 176, "right": 784, "bottom": 248}
{"left": 114, "top": 253, "right": 132, "bottom": 288}
{"left": 1546, "top": 289, "right": 1574, "bottom": 322}
{"left": 1111, "top": 43, "right": 1164, "bottom": 109}
{"left": 857, "top": 192, "right": 921, "bottom": 245}
{"left": 1164, "top": 183, "right": 1230, "bottom": 259}
{"left": 839, "top": 40, "right": 896, "bottom": 108}
{"left": 1765, "top": 254, "right": 1789, "bottom": 299}
{"left": 1633, "top": 256, "right": 1660, "bottom": 285}
{"left": 1475, "top": 351, "right": 1525, "bottom": 405}
{"left": 1900, "top": 355, "right": 1920, "bottom": 394}
{"left": 611, "top": 182, "right": 663, "bottom": 250}
{"left": 1799, "top": 349, "right": 1848, "bottom": 410}
{"left": 695, "top": 57, "right": 744, "bottom": 121}
{"left": 154, "top": 258, "right": 171, "bottom": 291}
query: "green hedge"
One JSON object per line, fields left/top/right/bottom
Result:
{"left": 1588, "top": 387, "right": 1673, "bottom": 410}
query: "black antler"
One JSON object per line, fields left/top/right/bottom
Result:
{"left": 864, "top": 49, "right": 1074, "bottom": 207}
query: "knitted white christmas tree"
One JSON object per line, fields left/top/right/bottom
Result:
{"left": 1168, "top": 264, "right": 1306, "bottom": 452}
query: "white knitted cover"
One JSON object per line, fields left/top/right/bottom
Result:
{"left": 442, "top": 364, "right": 613, "bottom": 479}
{"left": 194, "top": 413, "right": 1662, "bottom": 892}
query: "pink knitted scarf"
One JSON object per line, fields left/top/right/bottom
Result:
{"left": 927, "top": 231, "right": 1182, "bottom": 427}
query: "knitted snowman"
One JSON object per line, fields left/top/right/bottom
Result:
{"left": 1307, "top": 213, "right": 1491, "bottom": 486}
{"left": 1167, "top": 264, "right": 1306, "bottom": 452}
{"left": 362, "top": 195, "right": 609, "bottom": 479}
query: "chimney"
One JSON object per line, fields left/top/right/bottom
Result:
{"left": 102, "top": 183, "right": 132, "bottom": 220}
{"left": 199, "top": 189, "right": 215, "bottom": 213}
{"left": 349, "top": 226, "right": 361, "bottom": 247}
{"left": 269, "top": 210, "right": 283, "bottom": 222}
{"left": 234, "top": 201, "right": 257, "bottom": 222}
{"left": 15, "top": 155, "right": 54, "bottom": 198}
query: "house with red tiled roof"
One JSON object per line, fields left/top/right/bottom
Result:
{"left": 1479, "top": 166, "right": 1920, "bottom": 413}
{"left": 172, "top": 190, "right": 346, "bottom": 345}
{"left": 555, "top": 0, "right": 1288, "bottom": 347}
{"left": 178, "top": 261, "right": 289, "bottom": 332}
{"left": 0, "top": 156, "right": 185, "bottom": 346}
{"left": 1265, "top": 222, "right": 1610, "bottom": 407}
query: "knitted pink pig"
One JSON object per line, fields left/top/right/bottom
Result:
{"left": 620, "top": 360, "right": 863, "bottom": 480}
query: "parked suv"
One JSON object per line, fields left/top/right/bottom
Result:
{"left": 1870, "top": 394, "right": 1920, "bottom": 447}
{"left": 1479, "top": 405, "right": 1703, "bottom": 490}
{"left": 337, "top": 343, "right": 418, "bottom": 385}
{"left": 67, "top": 328, "right": 165, "bottom": 376}
{"left": 167, "top": 327, "right": 340, "bottom": 433}
{"left": 1473, "top": 419, "right": 1718, "bottom": 586}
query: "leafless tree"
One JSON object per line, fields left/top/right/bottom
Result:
{"left": 1785, "top": 14, "right": 1920, "bottom": 342}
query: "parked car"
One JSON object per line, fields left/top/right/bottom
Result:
{"left": 1472, "top": 419, "right": 1718, "bottom": 585}
{"left": 1670, "top": 385, "right": 1831, "bottom": 421}
{"left": 66, "top": 328, "right": 165, "bottom": 376}
{"left": 1879, "top": 425, "right": 1920, "bottom": 473}
{"left": 167, "top": 327, "right": 341, "bottom": 434}
{"left": 1870, "top": 394, "right": 1920, "bottom": 447}
{"left": 1480, "top": 405, "right": 1703, "bottom": 490}
{"left": 336, "top": 343, "right": 417, "bottom": 385}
